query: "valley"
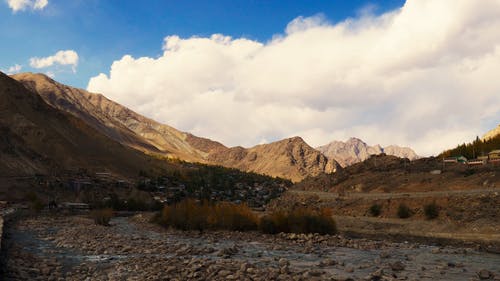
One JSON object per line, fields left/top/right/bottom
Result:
{"left": 3, "top": 1, "right": 500, "bottom": 280}
{"left": 1, "top": 71, "right": 499, "bottom": 280}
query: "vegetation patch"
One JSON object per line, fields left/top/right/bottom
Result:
{"left": 424, "top": 202, "right": 439, "bottom": 219}
{"left": 159, "top": 199, "right": 258, "bottom": 232}
{"left": 260, "top": 207, "right": 336, "bottom": 235}
{"left": 397, "top": 203, "right": 412, "bottom": 219}
{"left": 369, "top": 203, "right": 382, "bottom": 217}
{"left": 158, "top": 199, "right": 336, "bottom": 235}
{"left": 90, "top": 208, "right": 114, "bottom": 226}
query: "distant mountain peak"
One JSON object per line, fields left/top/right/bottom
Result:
{"left": 316, "top": 137, "right": 418, "bottom": 167}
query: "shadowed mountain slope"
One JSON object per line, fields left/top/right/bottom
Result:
{"left": 0, "top": 72, "right": 164, "bottom": 178}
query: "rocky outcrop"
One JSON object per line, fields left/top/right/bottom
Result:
{"left": 316, "top": 137, "right": 418, "bottom": 167}
{"left": 209, "top": 137, "right": 340, "bottom": 182}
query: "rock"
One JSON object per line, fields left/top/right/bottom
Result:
{"left": 218, "top": 270, "right": 231, "bottom": 277}
{"left": 379, "top": 251, "right": 390, "bottom": 259}
{"left": 478, "top": 269, "right": 494, "bottom": 280}
{"left": 390, "top": 261, "right": 405, "bottom": 271}
{"left": 371, "top": 268, "right": 384, "bottom": 278}
{"left": 239, "top": 263, "right": 248, "bottom": 272}
{"left": 303, "top": 270, "right": 323, "bottom": 277}
{"left": 318, "top": 258, "right": 337, "bottom": 267}
{"left": 278, "top": 258, "right": 289, "bottom": 267}
{"left": 431, "top": 248, "right": 441, "bottom": 254}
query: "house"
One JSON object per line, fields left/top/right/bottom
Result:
{"left": 478, "top": 155, "right": 489, "bottom": 161}
{"left": 488, "top": 150, "right": 500, "bottom": 160}
{"left": 467, "top": 159, "right": 486, "bottom": 165}
{"left": 443, "top": 156, "right": 467, "bottom": 163}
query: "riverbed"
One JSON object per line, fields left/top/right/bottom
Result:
{"left": 1, "top": 214, "right": 499, "bottom": 280}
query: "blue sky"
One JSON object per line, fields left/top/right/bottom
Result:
{"left": 1, "top": 0, "right": 404, "bottom": 88}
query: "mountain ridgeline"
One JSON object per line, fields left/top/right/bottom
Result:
{"left": 11, "top": 72, "right": 339, "bottom": 181}
{"left": 316, "top": 137, "right": 419, "bottom": 167}
{"left": 0, "top": 71, "right": 166, "bottom": 178}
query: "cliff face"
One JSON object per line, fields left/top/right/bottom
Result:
{"left": 317, "top": 137, "right": 418, "bottom": 167}
{"left": 11, "top": 73, "right": 339, "bottom": 181}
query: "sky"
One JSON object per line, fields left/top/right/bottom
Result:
{"left": 2, "top": 0, "right": 500, "bottom": 156}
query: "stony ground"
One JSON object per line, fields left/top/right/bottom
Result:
{"left": 1, "top": 214, "right": 499, "bottom": 281}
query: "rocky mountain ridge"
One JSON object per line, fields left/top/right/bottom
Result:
{"left": 316, "top": 137, "right": 418, "bottom": 167}
{"left": 11, "top": 72, "right": 338, "bottom": 181}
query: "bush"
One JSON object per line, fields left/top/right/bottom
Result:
{"left": 369, "top": 204, "right": 382, "bottom": 216}
{"left": 90, "top": 208, "right": 114, "bottom": 226}
{"left": 397, "top": 203, "right": 412, "bottom": 219}
{"left": 159, "top": 200, "right": 336, "bottom": 235}
{"left": 259, "top": 207, "right": 336, "bottom": 235}
{"left": 210, "top": 202, "right": 258, "bottom": 231}
{"left": 159, "top": 199, "right": 258, "bottom": 232}
{"left": 424, "top": 202, "right": 439, "bottom": 219}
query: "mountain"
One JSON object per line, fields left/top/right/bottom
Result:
{"left": 11, "top": 73, "right": 337, "bottom": 181}
{"left": 0, "top": 71, "right": 166, "bottom": 178}
{"left": 208, "top": 137, "right": 340, "bottom": 182}
{"left": 11, "top": 72, "right": 221, "bottom": 163}
{"left": 316, "top": 137, "right": 418, "bottom": 167}
{"left": 482, "top": 124, "right": 500, "bottom": 141}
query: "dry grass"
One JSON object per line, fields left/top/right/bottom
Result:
{"left": 90, "top": 208, "right": 114, "bottom": 226}
{"left": 159, "top": 199, "right": 258, "bottom": 231}
{"left": 260, "top": 207, "right": 337, "bottom": 235}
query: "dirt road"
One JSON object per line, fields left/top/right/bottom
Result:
{"left": 290, "top": 187, "right": 500, "bottom": 200}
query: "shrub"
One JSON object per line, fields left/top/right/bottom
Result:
{"left": 397, "top": 203, "right": 412, "bottom": 219}
{"left": 369, "top": 204, "right": 382, "bottom": 217}
{"left": 159, "top": 199, "right": 257, "bottom": 232}
{"left": 259, "top": 211, "right": 289, "bottom": 234}
{"left": 158, "top": 200, "right": 336, "bottom": 235}
{"left": 209, "top": 202, "right": 258, "bottom": 231}
{"left": 424, "top": 202, "right": 439, "bottom": 219}
{"left": 260, "top": 207, "right": 336, "bottom": 235}
{"left": 90, "top": 208, "right": 114, "bottom": 226}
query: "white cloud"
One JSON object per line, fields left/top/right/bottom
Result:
{"left": 29, "top": 50, "right": 79, "bottom": 72}
{"left": 87, "top": 0, "right": 500, "bottom": 156}
{"left": 6, "top": 64, "right": 22, "bottom": 74}
{"left": 6, "top": 0, "right": 48, "bottom": 12}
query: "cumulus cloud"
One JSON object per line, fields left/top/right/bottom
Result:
{"left": 29, "top": 50, "right": 79, "bottom": 72}
{"left": 6, "top": 0, "right": 47, "bottom": 12}
{"left": 88, "top": 0, "right": 500, "bottom": 156}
